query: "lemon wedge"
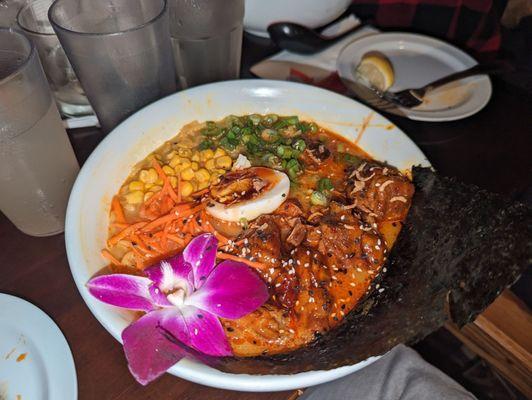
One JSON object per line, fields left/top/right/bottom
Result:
{"left": 355, "top": 53, "right": 395, "bottom": 91}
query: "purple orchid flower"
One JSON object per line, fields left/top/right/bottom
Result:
{"left": 87, "top": 233, "right": 269, "bottom": 385}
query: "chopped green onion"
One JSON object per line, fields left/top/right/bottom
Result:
{"left": 261, "top": 128, "right": 279, "bottom": 142}
{"left": 262, "top": 153, "right": 282, "bottom": 168}
{"left": 317, "top": 178, "right": 334, "bottom": 192}
{"left": 310, "top": 191, "right": 328, "bottom": 206}
{"left": 309, "top": 122, "right": 318, "bottom": 133}
{"left": 249, "top": 114, "right": 261, "bottom": 125}
{"left": 293, "top": 139, "right": 306, "bottom": 152}
{"left": 284, "top": 116, "right": 299, "bottom": 125}
{"left": 239, "top": 218, "right": 249, "bottom": 229}
{"left": 262, "top": 114, "right": 279, "bottom": 126}
{"left": 198, "top": 140, "right": 214, "bottom": 150}
{"left": 276, "top": 145, "right": 294, "bottom": 159}
{"left": 339, "top": 152, "right": 362, "bottom": 166}
{"left": 337, "top": 143, "right": 345, "bottom": 152}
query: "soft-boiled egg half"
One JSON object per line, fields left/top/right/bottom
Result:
{"left": 206, "top": 166, "right": 290, "bottom": 222}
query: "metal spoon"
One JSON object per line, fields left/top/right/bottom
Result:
{"left": 267, "top": 22, "right": 365, "bottom": 54}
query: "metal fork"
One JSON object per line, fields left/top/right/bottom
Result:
{"left": 375, "top": 63, "right": 507, "bottom": 108}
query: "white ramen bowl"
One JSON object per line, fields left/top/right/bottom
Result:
{"left": 65, "top": 80, "right": 430, "bottom": 392}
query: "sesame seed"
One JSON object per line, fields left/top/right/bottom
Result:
{"left": 304, "top": 263, "right": 309, "bottom": 267}
{"left": 378, "top": 288, "right": 385, "bottom": 293}
{"left": 194, "top": 328, "right": 198, "bottom": 335}
{"left": 289, "top": 329, "right": 295, "bottom": 334}
{"left": 275, "top": 283, "right": 281, "bottom": 287}
{"left": 357, "top": 267, "right": 363, "bottom": 272}
{"left": 309, "top": 297, "right": 315, "bottom": 303}
{"left": 350, "top": 282, "right": 356, "bottom": 287}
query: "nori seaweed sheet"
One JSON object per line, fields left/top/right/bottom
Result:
{"left": 210, "top": 167, "right": 531, "bottom": 374}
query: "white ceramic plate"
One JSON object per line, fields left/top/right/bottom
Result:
{"left": 0, "top": 294, "right": 77, "bottom": 399}
{"left": 65, "top": 79, "right": 430, "bottom": 392}
{"left": 337, "top": 32, "right": 492, "bottom": 121}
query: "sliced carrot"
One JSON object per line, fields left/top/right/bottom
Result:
{"left": 191, "top": 188, "right": 209, "bottom": 198}
{"left": 177, "top": 173, "right": 182, "bottom": 203}
{"left": 111, "top": 196, "right": 127, "bottom": 224}
{"left": 216, "top": 252, "right": 267, "bottom": 270}
{"left": 151, "top": 158, "right": 180, "bottom": 204}
{"left": 108, "top": 221, "right": 148, "bottom": 246}
{"left": 101, "top": 249, "right": 123, "bottom": 265}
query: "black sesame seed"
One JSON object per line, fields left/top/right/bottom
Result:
{"left": 197, "top": 314, "right": 203, "bottom": 319}
{"left": 348, "top": 290, "right": 353, "bottom": 296}
{"left": 341, "top": 304, "right": 346, "bottom": 310}
{"left": 226, "top": 327, "right": 234, "bottom": 332}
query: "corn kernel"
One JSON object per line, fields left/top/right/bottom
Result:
{"left": 125, "top": 190, "right": 144, "bottom": 204}
{"left": 197, "top": 180, "right": 210, "bottom": 190}
{"left": 181, "top": 168, "right": 195, "bottom": 181}
{"left": 195, "top": 168, "right": 210, "bottom": 182}
{"left": 155, "top": 178, "right": 164, "bottom": 186}
{"left": 144, "top": 192, "right": 154, "bottom": 202}
{"left": 177, "top": 148, "right": 192, "bottom": 157}
{"left": 215, "top": 168, "right": 227, "bottom": 176}
{"left": 181, "top": 181, "right": 194, "bottom": 197}
{"left": 169, "top": 155, "right": 182, "bottom": 168}
{"left": 200, "top": 149, "right": 214, "bottom": 162}
{"left": 139, "top": 168, "right": 158, "bottom": 184}
{"left": 128, "top": 180, "right": 144, "bottom": 191}
{"left": 190, "top": 161, "right": 199, "bottom": 171}
{"left": 210, "top": 175, "right": 220, "bottom": 184}
{"left": 191, "top": 152, "right": 200, "bottom": 162}
{"left": 149, "top": 185, "right": 162, "bottom": 192}
{"left": 216, "top": 155, "right": 232, "bottom": 170}
{"left": 205, "top": 158, "right": 216, "bottom": 170}
{"left": 169, "top": 176, "right": 178, "bottom": 188}
{"left": 213, "top": 148, "right": 226, "bottom": 158}
{"left": 166, "top": 150, "right": 176, "bottom": 160}
{"left": 162, "top": 165, "right": 175, "bottom": 176}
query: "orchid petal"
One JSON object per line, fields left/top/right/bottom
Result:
{"left": 122, "top": 309, "right": 189, "bottom": 385}
{"left": 87, "top": 274, "right": 154, "bottom": 312}
{"left": 183, "top": 233, "right": 218, "bottom": 289}
{"left": 178, "top": 305, "right": 232, "bottom": 357}
{"left": 186, "top": 260, "right": 268, "bottom": 319}
{"left": 145, "top": 254, "right": 193, "bottom": 295}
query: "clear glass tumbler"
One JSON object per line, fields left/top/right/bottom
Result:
{"left": 48, "top": 0, "right": 177, "bottom": 133}
{"left": 0, "top": 28, "right": 80, "bottom": 236}
{"left": 17, "top": 0, "right": 93, "bottom": 117}
{"left": 168, "top": 0, "right": 244, "bottom": 88}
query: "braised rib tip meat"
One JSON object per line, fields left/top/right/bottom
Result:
{"left": 346, "top": 162, "right": 414, "bottom": 223}
{"left": 221, "top": 197, "right": 393, "bottom": 357}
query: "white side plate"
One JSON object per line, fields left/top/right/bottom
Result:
{"left": 0, "top": 294, "right": 77, "bottom": 400}
{"left": 338, "top": 32, "right": 492, "bottom": 121}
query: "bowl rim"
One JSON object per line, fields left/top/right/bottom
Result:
{"left": 65, "top": 79, "right": 430, "bottom": 391}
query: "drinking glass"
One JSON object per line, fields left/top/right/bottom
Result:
{"left": 17, "top": 0, "right": 93, "bottom": 117}
{"left": 0, "top": 0, "right": 27, "bottom": 27}
{"left": 0, "top": 28, "right": 80, "bottom": 237}
{"left": 48, "top": 0, "right": 177, "bottom": 133}
{"left": 168, "top": 0, "right": 244, "bottom": 88}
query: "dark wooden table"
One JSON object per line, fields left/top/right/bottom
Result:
{"left": 1, "top": 34, "right": 530, "bottom": 400}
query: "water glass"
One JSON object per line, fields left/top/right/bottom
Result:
{"left": 168, "top": 0, "right": 244, "bottom": 88}
{"left": 0, "top": 28, "right": 80, "bottom": 237}
{"left": 17, "top": 0, "right": 93, "bottom": 117}
{"left": 0, "top": 0, "right": 27, "bottom": 27}
{"left": 48, "top": 0, "right": 177, "bottom": 133}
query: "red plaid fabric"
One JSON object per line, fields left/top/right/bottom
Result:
{"left": 351, "top": 0, "right": 504, "bottom": 56}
